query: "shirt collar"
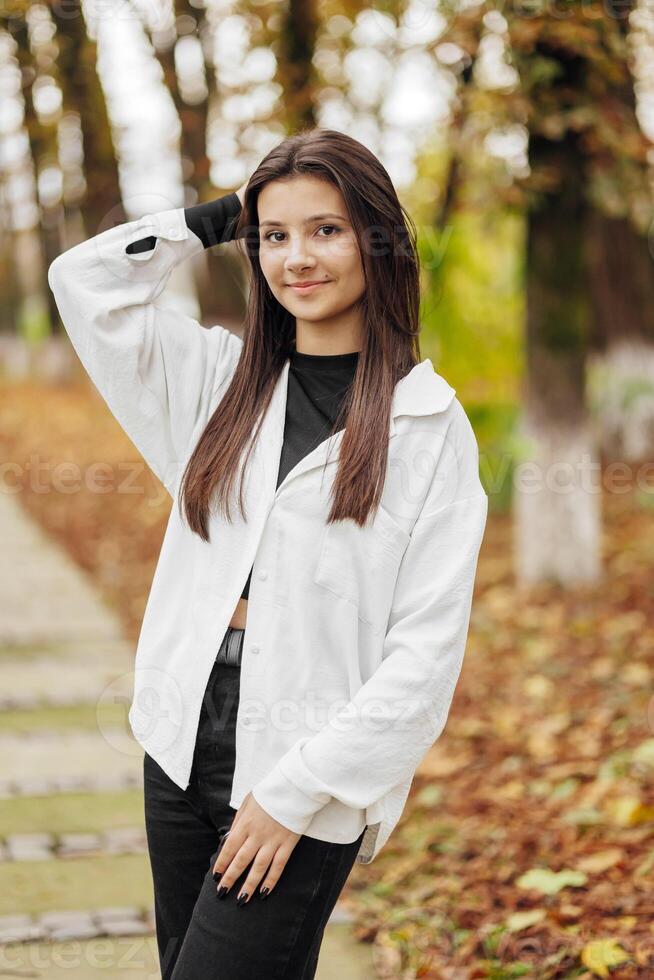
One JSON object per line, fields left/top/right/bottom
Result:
{"left": 390, "top": 358, "right": 456, "bottom": 428}
{"left": 268, "top": 357, "right": 456, "bottom": 495}
{"left": 276, "top": 356, "right": 455, "bottom": 435}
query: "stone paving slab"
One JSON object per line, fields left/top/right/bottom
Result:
{"left": 0, "top": 637, "right": 135, "bottom": 663}
{"left": 0, "top": 923, "right": 372, "bottom": 978}
{"left": 1, "top": 827, "right": 147, "bottom": 862}
{"left": 0, "top": 731, "right": 143, "bottom": 790}
{"left": 0, "top": 905, "right": 153, "bottom": 944}
{"left": 0, "top": 771, "right": 141, "bottom": 799}
{"left": 0, "top": 910, "right": 371, "bottom": 978}
{"left": 0, "top": 655, "right": 134, "bottom": 710}
{"left": 0, "top": 481, "right": 125, "bottom": 647}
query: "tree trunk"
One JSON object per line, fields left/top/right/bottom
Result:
{"left": 277, "top": 0, "right": 318, "bottom": 133}
{"left": 515, "top": 130, "right": 602, "bottom": 585}
{"left": 11, "top": 20, "right": 54, "bottom": 340}
{"left": 47, "top": 0, "right": 124, "bottom": 340}
{"left": 583, "top": 0, "right": 654, "bottom": 463}
{"left": 585, "top": 209, "right": 654, "bottom": 462}
{"left": 49, "top": 2, "right": 124, "bottom": 233}
{"left": 149, "top": 0, "right": 212, "bottom": 206}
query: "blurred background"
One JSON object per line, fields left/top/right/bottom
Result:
{"left": 1, "top": 0, "right": 654, "bottom": 977}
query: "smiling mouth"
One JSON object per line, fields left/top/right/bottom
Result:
{"left": 287, "top": 281, "right": 332, "bottom": 293}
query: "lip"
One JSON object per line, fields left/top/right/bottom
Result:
{"left": 287, "top": 280, "right": 332, "bottom": 294}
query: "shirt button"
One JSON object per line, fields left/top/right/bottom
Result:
{"left": 258, "top": 569, "right": 268, "bottom": 580}
{"left": 250, "top": 643, "right": 260, "bottom": 655}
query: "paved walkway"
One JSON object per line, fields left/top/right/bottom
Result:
{"left": 0, "top": 479, "right": 371, "bottom": 978}
{"left": 0, "top": 925, "right": 372, "bottom": 978}
{"left": 0, "top": 483, "right": 123, "bottom": 648}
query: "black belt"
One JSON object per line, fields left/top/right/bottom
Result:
{"left": 215, "top": 626, "right": 245, "bottom": 667}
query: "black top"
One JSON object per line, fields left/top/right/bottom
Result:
{"left": 125, "top": 192, "right": 359, "bottom": 601}
{"left": 243, "top": 345, "right": 359, "bottom": 599}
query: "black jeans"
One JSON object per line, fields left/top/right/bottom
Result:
{"left": 143, "top": 626, "right": 366, "bottom": 980}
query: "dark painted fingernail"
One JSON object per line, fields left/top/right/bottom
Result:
{"left": 216, "top": 885, "right": 228, "bottom": 899}
{"left": 213, "top": 871, "right": 222, "bottom": 882}
{"left": 259, "top": 886, "right": 269, "bottom": 899}
{"left": 236, "top": 891, "right": 248, "bottom": 906}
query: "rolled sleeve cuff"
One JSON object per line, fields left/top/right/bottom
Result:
{"left": 251, "top": 743, "right": 331, "bottom": 835}
{"left": 98, "top": 206, "right": 204, "bottom": 282}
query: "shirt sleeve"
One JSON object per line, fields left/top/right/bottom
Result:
{"left": 124, "top": 191, "right": 242, "bottom": 254}
{"left": 183, "top": 191, "right": 242, "bottom": 248}
{"left": 251, "top": 411, "right": 489, "bottom": 834}
{"left": 47, "top": 200, "right": 243, "bottom": 497}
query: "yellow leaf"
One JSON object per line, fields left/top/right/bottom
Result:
{"left": 559, "top": 903, "right": 583, "bottom": 920}
{"left": 493, "top": 706, "right": 522, "bottom": 737}
{"left": 623, "top": 663, "right": 651, "bottom": 686}
{"left": 632, "top": 739, "right": 654, "bottom": 768}
{"left": 524, "top": 674, "right": 555, "bottom": 699}
{"left": 495, "top": 779, "right": 525, "bottom": 801}
{"left": 506, "top": 909, "right": 547, "bottom": 932}
{"left": 581, "top": 938, "right": 630, "bottom": 978}
{"left": 517, "top": 868, "right": 587, "bottom": 895}
{"left": 605, "top": 796, "right": 654, "bottom": 827}
{"left": 527, "top": 732, "right": 558, "bottom": 761}
{"left": 576, "top": 849, "right": 623, "bottom": 874}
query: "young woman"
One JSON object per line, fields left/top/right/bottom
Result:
{"left": 48, "top": 128, "right": 488, "bottom": 979}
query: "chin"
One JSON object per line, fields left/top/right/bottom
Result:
{"left": 297, "top": 309, "right": 340, "bottom": 323}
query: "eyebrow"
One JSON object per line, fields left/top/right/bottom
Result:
{"left": 259, "top": 213, "right": 348, "bottom": 228}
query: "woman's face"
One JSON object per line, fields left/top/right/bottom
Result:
{"left": 257, "top": 175, "right": 366, "bottom": 339}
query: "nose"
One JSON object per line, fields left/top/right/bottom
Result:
{"left": 283, "top": 236, "right": 317, "bottom": 275}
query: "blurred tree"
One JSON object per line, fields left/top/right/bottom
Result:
{"left": 434, "top": 42, "right": 477, "bottom": 234}
{"left": 437, "top": 0, "right": 654, "bottom": 585}
{"left": 149, "top": 0, "right": 212, "bottom": 204}
{"left": 511, "top": 28, "right": 600, "bottom": 586}
{"left": 584, "top": 0, "right": 654, "bottom": 463}
{"left": 277, "top": 0, "right": 318, "bottom": 132}
{"left": 0, "top": 128, "right": 22, "bottom": 336}
{"left": 49, "top": 0, "right": 123, "bottom": 234}
{"left": 139, "top": 0, "right": 240, "bottom": 327}
{"left": 11, "top": 11, "right": 62, "bottom": 342}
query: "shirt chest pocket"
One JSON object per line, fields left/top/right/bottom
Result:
{"left": 313, "top": 505, "right": 411, "bottom": 635}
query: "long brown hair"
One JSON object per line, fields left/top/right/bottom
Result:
{"left": 179, "top": 127, "right": 422, "bottom": 540}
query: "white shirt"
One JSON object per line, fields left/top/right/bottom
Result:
{"left": 47, "top": 205, "right": 489, "bottom": 864}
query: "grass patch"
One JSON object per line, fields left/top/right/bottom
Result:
{"left": 0, "top": 790, "right": 144, "bottom": 838}
{"left": 1, "top": 701, "right": 127, "bottom": 735}
{"left": 2, "top": 853, "right": 153, "bottom": 916}
{"left": 0, "top": 641, "right": 77, "bottom": 660}
{"left": 0, "top": 936, "right": 161, "bottom": 978}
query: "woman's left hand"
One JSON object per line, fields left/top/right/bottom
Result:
{"left": 212, "top": 791, "right": 301, "bottom": 903}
